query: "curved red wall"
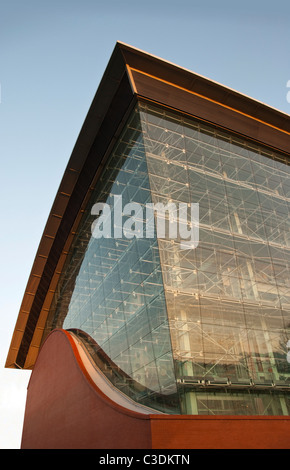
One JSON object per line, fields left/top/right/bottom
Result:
{"left": 21, "top": 329, "right": 151, "bottom": 449}
{"left": 21, "top": 329, "right": 290, "bottom": 449}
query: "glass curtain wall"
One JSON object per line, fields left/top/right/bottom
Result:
{"left": 45, "top": 102, "right": 290, "bottom": 415}
{"left": 139, "top": 102, "right": 290, "bottom": 415}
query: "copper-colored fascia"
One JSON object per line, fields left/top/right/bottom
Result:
{"left": 6, "top": 41, "right": 290, "bottom": 370}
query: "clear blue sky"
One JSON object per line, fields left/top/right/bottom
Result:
{"left": 0, "top": 0, "right": 289, "bottom": 448}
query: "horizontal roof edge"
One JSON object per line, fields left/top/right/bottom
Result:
{"left": 117, "top": 41, "right": 290, "bottom": 133}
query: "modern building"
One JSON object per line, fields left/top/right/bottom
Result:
{"left": 6, "top": 42, "right": 290, "bottom": 449}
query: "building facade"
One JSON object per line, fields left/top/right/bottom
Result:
{"left": 6, "top": 43, "right": 290, "bottom": 448}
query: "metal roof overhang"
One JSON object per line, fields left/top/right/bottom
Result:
{"left": 6, "top": 42, "right": 290, "bottom": 369}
